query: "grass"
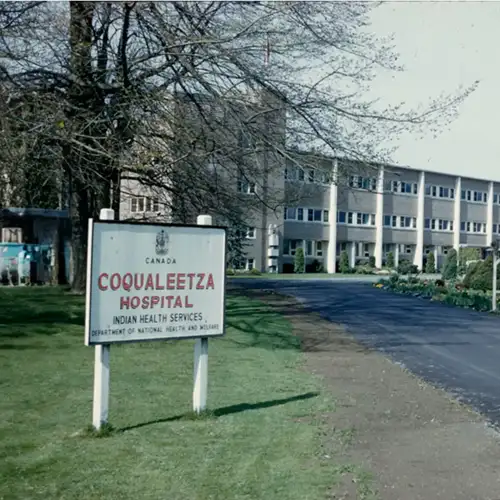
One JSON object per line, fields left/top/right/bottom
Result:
{"left": 0, "top": 286, "right": 357, "bottom": 500}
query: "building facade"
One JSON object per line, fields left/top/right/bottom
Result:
{"left": 240, "top": 157, "right": 500, "bottom": 273}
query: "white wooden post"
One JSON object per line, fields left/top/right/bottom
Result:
{"left": 193, "top": 214, "right": 211, "bottom": 413}
{"left": 92, "top": 208, "right": 114, "bottom": 429}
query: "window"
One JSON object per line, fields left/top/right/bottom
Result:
{"left": 357, "top": 213, "right": 363, "bottom": 225}
{"left": 298, "top": 169, "right": 305, "bottom": 181}
{"left": 338, "top": 211, "right": 346, "bottom": 223}
{"left": 424, "top": 218, "right": 430, "bottom": 229}
{"left": 461, "top": 190, "right": 466, "bottom": 200}
{"left": 347, "top": 212, "right": 353, "bottom": 224}
{"left": 316, "top": 241, "right": 323, "bottom": 257}
{"left": 384, "top": 215, "right": 391, "bottom": 227}
{"left": 413, "top": 183, "right": 418, "bottom": 194}
{"left": 432, "top": 186, "right": 437, "bottom": 197}
{"left": 494, "top": 224, "right": 498, "bottom": 234}
{"left": 314, "top": 209, "right": 322, "bottom": 222}
{"left": 297, "top": 208, "right": 304, "bottom": 221}
{"left": 307, "top": 169, "right": 315, "bottom": 183}
{"left": 246, "top": 227, "right": 256, "bottom": 239}
{"left": 308, "top": 209, "right": 314, "bottom": 222}
{"left": 286, "top": 207, "right": 296, "bottom": 220}
{"left": 425, "top": 185, "right": 431, "bottom": 196}
{"left": 246, "top": 258, "right": 255, "bottom": 270}
{"left": 450, "top": 188, "right": 455, "bottom": 199}
{"left": 323, "top": 210, "right": 329, "bottom": 223}
{"left": 306, "top": 240, "right": 313, "bottom": 256}
{"left": 363, "top": 243, "right": 370, "bottom": 257}
{"left": 495, "top": 194, "right": 499, "bottom": 204}
{"left": 283, "top": 240, "right": 290, "bottom": 255}
{"left": 130, "top": 197, "right": 160, "bottom": 213}
{"left": 460, "top": 221, "right": 466, "bottom": 232}
{"left": 484, "top": 192, "right": 488, "bottom": 203}
{"left": 439, "top": 187, "right": 449, "bottom": 198}
{"left": 474, "top": 191, "right": 482, "bottom": 202}
{"left": 237, "top": 179, "right": 256, "bottom": 194}
{"left": 391, "top": 215, "right": 397, "bottom": 227}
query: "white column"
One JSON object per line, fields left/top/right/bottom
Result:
{"left": 374, "top": 166, "right": 384, "bottom": 269}
{"left": 349, "top": 241, "right": 356, "bottom": 268}
{"left": 327, "top": 159, "right": 338, "bottom": 274}
{"left": 453, "top": 177, "right": 461, "bottom": 251}
{"left": 413, "top": 171, "right": 425, "bottom": 270}
{"left": 433, "top": 246, "right": 439, "bottom": 272}
{"left": 487, "top": 181, "right": 494, "bottom": 247}
{"left": 394, "top": 243, "right": 400, "bottom": 268}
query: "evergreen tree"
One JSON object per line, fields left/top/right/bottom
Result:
{"left": 386, "top": 251, "right": 395, "bottom": 269}
{"left": 442, "top": 249, "right": 458, "bottom": 280}
{"left": 339, "top": 250, "right": 350, "bottom": 273}
{"left": 425, "top": 252, "right": 436, "bottom": 273}
{"left": 294, "top": 247, "right": 305, "bottom": 273}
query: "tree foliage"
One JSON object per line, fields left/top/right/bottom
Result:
{"left": 339, "top": 250, "right": 350, "bottom": 273}
{"left": 425, "top": 252, "right": 436, "bottom": 274}
{"left": 294, "top": 247, "right": 305, "bottom": 274}
{"left": 0, "top": 1, "right": 477, "bottom": 289}
{"left": 386, "top": 251, "right": 395, "bottom": 269}
{"left": 442, "top": 249, "right": 458, "bottom": 280}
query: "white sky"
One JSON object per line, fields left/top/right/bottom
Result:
{"left": 367, "top": 1, "right": 500, "bottom": 180}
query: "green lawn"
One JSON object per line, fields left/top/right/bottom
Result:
{"left": 0, "top": 287, "right": 342, "bottom": 500}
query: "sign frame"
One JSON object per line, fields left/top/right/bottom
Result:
{"left": 85, "top": 218, "right": 228, "bottom": 346}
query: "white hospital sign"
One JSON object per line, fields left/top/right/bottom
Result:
{"left": 85, "top": 221, "right": 226, "bottom": 345}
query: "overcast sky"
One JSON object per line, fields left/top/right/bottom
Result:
{"left": 367, "top": 1, "right": 499, "bottom": 180}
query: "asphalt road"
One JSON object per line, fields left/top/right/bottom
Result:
{"left": 234, "top": 278, "right": 500, "bottom": 426}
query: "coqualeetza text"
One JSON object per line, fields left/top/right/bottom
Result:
{"left": 96, "top": 272, "right": 216, "bottom": 310}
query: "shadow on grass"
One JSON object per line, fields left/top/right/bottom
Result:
{"left": 120, "top": 392, "right": 319, "bottom": 432}
{"left": 0, "top": 288, "right": 84, "bottom": 340}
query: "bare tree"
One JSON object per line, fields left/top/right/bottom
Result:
{"left": 0, "top": 1, "right": 477, "bottom": 290}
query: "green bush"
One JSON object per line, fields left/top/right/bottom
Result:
{"left": 249, "top": 267, "right": 261, "bottom": 275}
{"left": 425, "top": 253, "right": 436, "bottom": 274}
{"left": 463, "top": 256, "right": 499, "bottom": 291}
{"left": 397, "top": 259, "right": 411, "bottom": 275}
{"left": 226, "top": 268, "right": 236, "bottom": 276}
{"left": 442, "top": 249, "right": 458, "bottom": 280}
{"left": 294, "top": 247, "right": 305, "bottom": 274}
{"left": 386, "top": 251, "right": 395, "bottom": 269}
{"left": 355, "top": 264, "right": 373, "bottom": 275}
{"left": 368, "top": 256, "right": 376, "bottom": 268}
{"left": 339, "top": 250, "right": 350, "bottom": 274}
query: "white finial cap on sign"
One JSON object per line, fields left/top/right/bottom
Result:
{"left": 100, "top": 208, "right": 115, "bottom": 221}
{"left": 197, "top": 215, "right": 212, "bottom": 226}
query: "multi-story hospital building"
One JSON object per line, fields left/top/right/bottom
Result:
{"left": 239, "top": 157, "right": 499, "bottom": 273}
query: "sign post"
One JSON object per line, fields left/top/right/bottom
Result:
{"left": 193, "top": 215, "right": 211, "bottom": 413}
{"left": 85, "top": 212, "right": 226, "bottom": 428}
{"left": 92, "top": 208, "right": 114, "bottom": 430}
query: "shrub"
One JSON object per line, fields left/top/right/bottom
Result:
{"left": 386, "top": 251, "right": 395, "bottom": 269}
{"left": 397, "top": 259, "right": 411, "bottom": 275}
{"left": 249, "top": 267, "right": 261, "bottom": 275}
{"left": 442, "top": 249, "right": 458, "bottom": 280}
{"left": 226, "top": 268, "right": 235, "bottom": 276}
{"left": 434, "top": 278, "right": 445, "bottom": 287}
{"left": 311, "top": 259, "right": 324, "bottom": 273}
{"left": 409, "top": 264, "right": 419, "bottom": 275}
{"left": 339, "top": 250, "right": 350, "bottom": 274}
{"left": 294, "top": 247, "right": 305, "bottom": 273}
{"left": 425, "top": 252, "right": 436, "bottom": 274}
{"left": 355, "top": 264, "right": 373, "bottom": 275}
{"left": 463, "top": 256, "right": 496, "bottom": 291}
{"left": 368, "top": 255, "right": 376, "bottom": 268}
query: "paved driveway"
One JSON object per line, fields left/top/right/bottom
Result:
{"left": 234, "top": 278, "right": 500, "bottom": 426}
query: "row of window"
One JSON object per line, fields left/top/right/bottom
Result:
{"left": 284, "top": 166, "right": 331, "bottom": 185}
{"left": 461, "top": 190, "right": 488, "bottom": 203}
{"left": 348, "top": 176, "right": 377, "bottom": 191}
{"left": 235, "top": 227, "right": 256, "bottom": 239}
{"left": 337, "top": 211, "right": 376, "bottom": 226}
{"left": 284, "top": 207, "right": 329, "bottom": 223}
{"left": 384, "top": 215, "right": 417, "bottom": 229}
{"left": 425, "top": 218, "right": 454, "bottom": 232}
{"left": 283, "top": 239, "right": 324, "bottom": 257}
{"left": 129, "top": 197, "right": 161, "bottom": 213}
{"left": 460, "top": 221, "right": 486, "bottom": 234}
{"left": 426, "top": 185, "right": 455, "bottom": 199}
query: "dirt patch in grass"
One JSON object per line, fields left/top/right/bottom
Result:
{"left": 235, "top": 285, "right": 500, "bottom": 500}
